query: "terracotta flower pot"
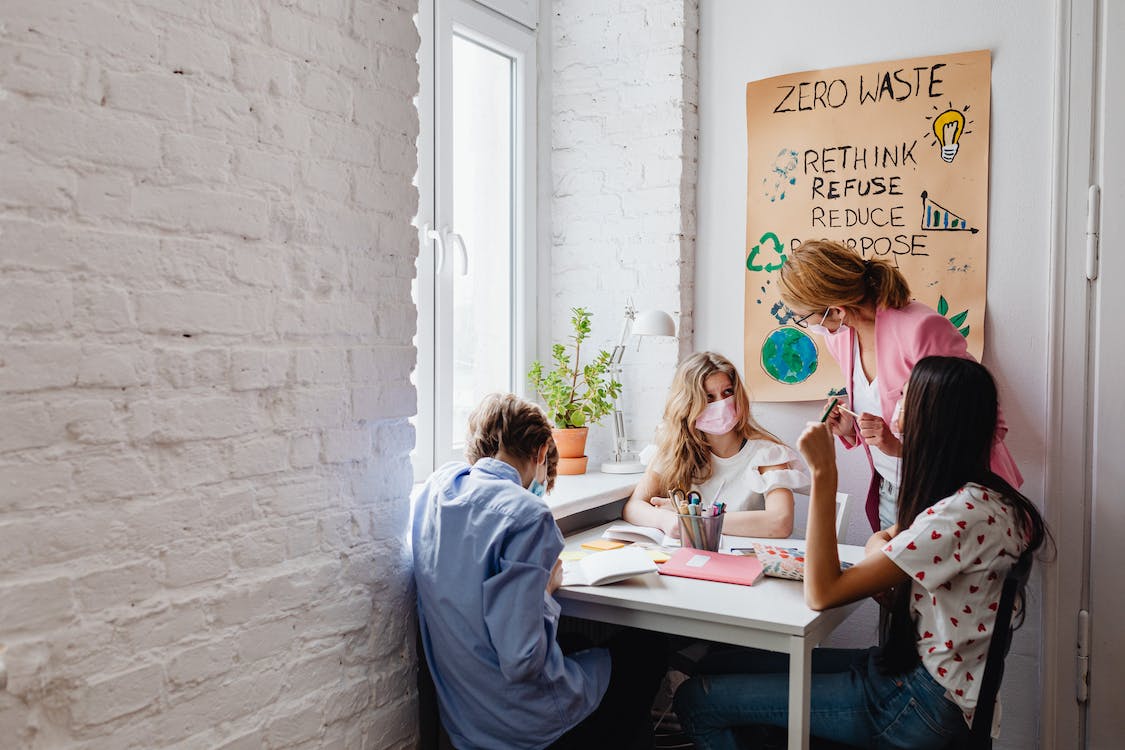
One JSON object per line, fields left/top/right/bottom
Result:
{"left": 552, "top": 427, "right": 589, "bottom": 475}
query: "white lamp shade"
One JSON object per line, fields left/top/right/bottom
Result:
{"left": 632, "top": 309, "right": 676, "bottom": 337}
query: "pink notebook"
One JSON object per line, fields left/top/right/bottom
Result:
{"left": 658, "top": 548, "right": 765, "bottom": 586}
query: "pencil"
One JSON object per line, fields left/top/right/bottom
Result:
{"left": 836, "top": 404, "right": 860, "bottom": 418}
{"left": 819, "top": 397, "right": 839, "bottom": 423}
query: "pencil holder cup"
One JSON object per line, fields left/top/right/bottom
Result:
{"left": 678, "top": 513, "right": 724, "bottom": 552}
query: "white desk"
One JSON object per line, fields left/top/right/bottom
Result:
{"left": 556, "top": 523, "right": 866, "bottom": 750}
{"left": 545, "top": 472, "right": 638, "bottom": 519}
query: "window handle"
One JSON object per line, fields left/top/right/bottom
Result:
{"left": 422, "top": 223, "right": 447, "bottom": 274}
{"left": 448, "top": 231, "right": 469, "bottom": 276}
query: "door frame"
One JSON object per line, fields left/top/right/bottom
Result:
{"left": 1043, "top": 0, "right": 1098, "bottom": 746}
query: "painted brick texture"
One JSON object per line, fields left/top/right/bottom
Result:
{"left": 0, "top": 1, "right": 420, "bottom": 748}
{"left": 551, "top": 0, "right": 699, "bottom": 459}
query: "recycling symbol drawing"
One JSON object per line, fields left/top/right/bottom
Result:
{"left": 746, "top": 232, "right": 787, "bottom": 272}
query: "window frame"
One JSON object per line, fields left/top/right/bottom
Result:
{"left": 414, "top": 0, "right": 538, "bottom": 480}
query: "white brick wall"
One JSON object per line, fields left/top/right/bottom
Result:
{"left": 0, "top": 1, "right": 420, "bottom": 747}
{"left": 550, "top": 0, "right": 699, "bottom": 460}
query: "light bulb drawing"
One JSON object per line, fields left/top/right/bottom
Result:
{"left": 925, "top": 103, "right": 973, "bottom": 164}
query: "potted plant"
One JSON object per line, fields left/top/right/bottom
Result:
{"left": 527, "top": 307, "right": 621, "bottom": 475}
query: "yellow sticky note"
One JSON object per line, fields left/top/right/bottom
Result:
{"left": 646, "top": 550, "right": 671, "bottom": 564}
{"left": 559, "top": 550, "right": 588, "bottom": 562}
{"left": 580, "top": 539, "right": 625, "bottom": 551}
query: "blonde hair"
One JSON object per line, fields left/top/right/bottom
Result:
{"left": 778, "top": 239, "right": 911, "bottom": 315}
{"left": 654, "top": 352, "right": 781, "bottom": 492}
{"left": 464, "top": 393, "right": 559, "bottom": 491}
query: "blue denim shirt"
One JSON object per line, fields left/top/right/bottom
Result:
{"left": 412, "top": 458, "right": 610, "bottom": 750}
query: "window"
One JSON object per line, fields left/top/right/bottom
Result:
{"left": 414, "top": 0, "right": 538, "bottom": 479}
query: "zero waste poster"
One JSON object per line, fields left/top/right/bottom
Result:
{"left": 744, "top": 50, "right": 991, "bottom": 402}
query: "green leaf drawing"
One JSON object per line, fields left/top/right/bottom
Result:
{"left": 949, "top": 310, "right": 969, "bottom": 328}
{"left": 937, "top": 295, "right": 949, "bottom": 316}
{"left": 959, "top": 326, "right": 970, "bottom": 338}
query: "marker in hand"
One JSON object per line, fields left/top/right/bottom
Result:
{"left": 819, "top": 398, "right": 839, "bottom": 423}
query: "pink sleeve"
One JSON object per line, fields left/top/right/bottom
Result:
{"left": 907, "top": 312, "right": 1022, "bottom": 488}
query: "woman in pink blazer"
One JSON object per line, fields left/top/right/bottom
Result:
{"left": 779, "top": 240, "right": 1022, "bottom": 531}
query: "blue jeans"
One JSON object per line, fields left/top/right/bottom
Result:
{"left": 877, "top": 477, "right": 899, "bottom": 531}
{"left": 674, "top": 647, "right": 968, "bottom": 750}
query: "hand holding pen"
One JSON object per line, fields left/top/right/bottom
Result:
{"left": 823, "top": 395, "right": 901, "bottom": 455}
{"left": 797, "top": 420, "right": 838, "bottom": 477}
{"left": 855, "top": 412, "right": 902, "bottom": 456}
{"left": 821, "top": 397, "right": 856, "bottom": 440}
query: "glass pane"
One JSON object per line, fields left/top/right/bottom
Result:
{"left": 450, "top": 34, "right": 514, "bottom": 449}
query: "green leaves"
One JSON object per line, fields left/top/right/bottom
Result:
{"left": 936, "top": 295, "right": 971, "bottom": 339}
{"left": 527, "top": 307, "right": 621, "bottom": 429}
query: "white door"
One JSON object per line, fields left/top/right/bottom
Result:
{"left": 1086, "top": 0, "right": 1125, "bottom": 745}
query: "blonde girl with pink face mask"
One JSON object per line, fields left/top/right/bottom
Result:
{"left": 622, "top": 352, "right": 809, "bottom": 539}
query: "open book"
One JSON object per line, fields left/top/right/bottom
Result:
{"left": 601, "top": 522, "right": 679, "bottom": 548}
{"left": 561, "top": 546, "right": 658, "bottom": 587}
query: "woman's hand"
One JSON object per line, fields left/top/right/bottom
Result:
{"left": 659, "top": 511, "right": 682, "bottom": 540}
{"left": 857, "top": 413, "right": 902, "bottom": 456}
{"left": 824, "top": 400, "right": 855, "bottom": 440}
{"left": 547, "top": 558, "right": 563, "bottom": 595}
{"left": 797, "top": 422, "right": 838, "bottom": 477}
{"left": 864, "top": 529, "right": 894, "bottom": 557}
{"left": 649, "top": 495, "right": 675, "bottom": 511}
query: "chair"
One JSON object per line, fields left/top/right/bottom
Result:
{"left": 792, "top": 492, "right": 851, "bottom": 539}
{"left": 417, "top": 628, "right": 455, "bottom": 750}
{"left": 966, "top": 551, "right": 1033, "bottom": 749}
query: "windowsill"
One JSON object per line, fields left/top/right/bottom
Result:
{"left": 546, "top": 471, "right": 639, "bottom": 520}
{"left": 410, "top": 469, "right": 639, "bottom": 520}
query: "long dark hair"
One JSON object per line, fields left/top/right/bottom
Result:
{"left": 878, "top": 357, "right": 1050, "bottom": 675}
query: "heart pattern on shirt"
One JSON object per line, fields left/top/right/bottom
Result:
{"left": 884, "top": 484, "right": 1023, "bottom": 714}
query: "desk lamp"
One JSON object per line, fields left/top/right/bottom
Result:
{"left": 600, "top": 302, "right": 676, "bottom": 474}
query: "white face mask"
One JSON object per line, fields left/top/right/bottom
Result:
{"left": 695, "top": 396, "right": 740, "bottom": 435}
{"left": 808, "top": 307, "right": 847, "bottom": 338}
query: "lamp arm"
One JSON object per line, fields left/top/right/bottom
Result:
{"left": 612, "top": 408, "right": 627, "bottom": 460}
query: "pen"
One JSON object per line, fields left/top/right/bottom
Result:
{"left": 836, "top": 404, "right": 860, "bottom": 418}
{"left": 820, "top": 397, "right": 839, "bottom": 423}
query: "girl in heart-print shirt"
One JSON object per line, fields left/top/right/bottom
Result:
{"left": 881, "top": 483, "right": 1023, "bottom": 727}
{"left": 675, "top": 357, "right": 1050, "bottom": 750}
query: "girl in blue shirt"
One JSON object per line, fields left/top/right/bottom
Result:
{"left": 413, "top": 393, "right": 666, "bottom": 750}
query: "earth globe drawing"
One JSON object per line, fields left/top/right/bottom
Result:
{"left": 761, "top": 327, "right": 818, "bottom": 384}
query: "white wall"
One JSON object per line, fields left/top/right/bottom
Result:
{"left": 696, "top": 2, "right": 1054, "bottom": 746}
{"left": 0, "top": 1, "right": 420, "bottom": 747}
{"left": 550, "top": 0, "right": 699, "bottom": 462}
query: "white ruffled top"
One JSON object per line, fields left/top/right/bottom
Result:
{"left": 692, "top": 439, "right": 810, "bottom": 512}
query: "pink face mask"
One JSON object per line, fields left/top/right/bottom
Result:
{"left": 695, "top": 396, "right": 739, "bottom": 435}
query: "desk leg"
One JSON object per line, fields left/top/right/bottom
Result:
{"left": 787, "top": 635, "right": 812, "bottom": 750}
